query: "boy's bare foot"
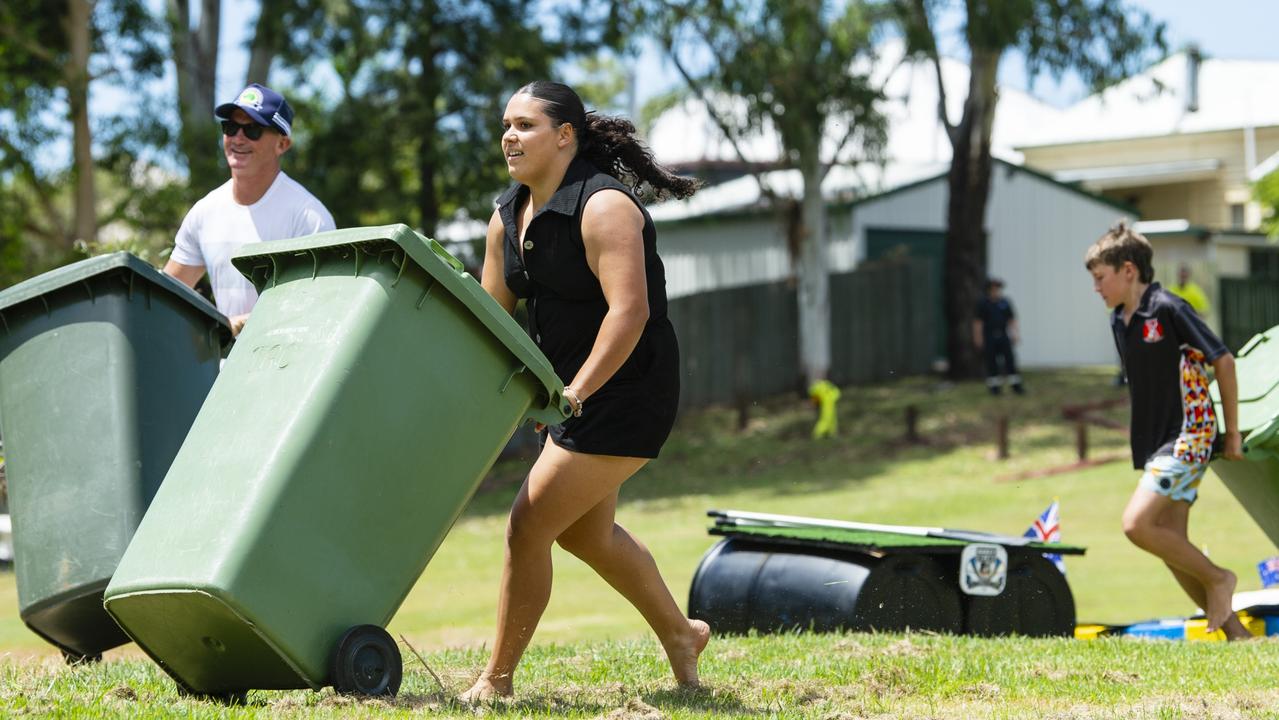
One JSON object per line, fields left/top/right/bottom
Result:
{"left": 1222, "top": 614, "right": 1256, "bottom": 641}
{"left": 458, "top": 673, "right": 512, "bottom": 704}
{"left": 665, "top": 619, "right": 711, "bottom": 687}
{"left": 1204, "top": 569, "right": 1237, "bottom": 633}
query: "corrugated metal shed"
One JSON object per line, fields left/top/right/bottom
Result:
{"left": 656, "top": 160, "right": 1135, "bottom": 368}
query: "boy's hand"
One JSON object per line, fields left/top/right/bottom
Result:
{"left": 1222, "top": 430, "right": 1244, "bottom": 461}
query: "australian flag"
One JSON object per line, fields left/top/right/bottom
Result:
{"left": 1024, "top": 499, "right": 1065, "bottom": 575}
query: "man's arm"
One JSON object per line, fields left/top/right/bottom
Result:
{"left": 163, "top": 259, "right": 205, "bottom": 289}
{"left": 1212, "top": 353, "right": 1244, "bottom": 460}
{"left": 164, "top": 259, "right": 247, "bottom": 336}
{"left": 972, "top": 319, "right": 983, "bottom": 349}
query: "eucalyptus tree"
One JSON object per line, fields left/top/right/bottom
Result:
{"left": 893, "top": 0, "right": 1165, "bottom": 377}
{"left": 0, "top": 0, "right": 165, "bottom": 275}
{"left": 645, "top": 0, "right": 888, "bottom": 386}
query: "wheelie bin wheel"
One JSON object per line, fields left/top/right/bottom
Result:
{"left": 60, "top": 649, "right": 102, "bottom": 666}
{"left": 330, "top": 624, "right": 402, "bottom": 696}
{"left": 176, "top": 682, "right": 248, "bottom": 705}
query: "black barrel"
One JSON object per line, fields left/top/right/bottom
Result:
{"left": 964, "top": 553, "right": 1075, "bottom": 637}
{"left": 688, "top": 537, "right": 963, "bottom": 635}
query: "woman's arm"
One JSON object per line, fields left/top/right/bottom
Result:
{"left": 570, "top": 189, "right": 649, "bottom": 404}
{"left": 480, "top": 208, "right": 517, "bottom": 315}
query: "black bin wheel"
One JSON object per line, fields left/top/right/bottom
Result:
{"left": 331, "top": 624, "right": 402, "bottom": 697}
{"left": 60, "top": 649, "right": 102, "bottom": 666}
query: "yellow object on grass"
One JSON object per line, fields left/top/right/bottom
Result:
{"left": 1184, "top": 612, "right": 1265, "bottom": 641}
{"left": 808, "top": 380, "right": 841, "bottom": 439}
{"left": 1073, "top": 624, "right": 1113, "bottom": 640}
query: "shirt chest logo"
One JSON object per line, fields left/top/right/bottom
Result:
{"left": 1142, "top": 318, "right": 1164, "bottom": 343}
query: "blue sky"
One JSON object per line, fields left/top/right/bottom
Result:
{"left": 998, "top": 0, "right": 1279, "bottom": 107}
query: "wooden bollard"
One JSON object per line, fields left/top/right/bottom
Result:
{"left": 1075, "top": 420, "right": 1088, "bottom": 462}
{"left": 905, "top": 405, "right": 920, "bottom": 444}
{"left": 996, "top": 415, "right": 1010, "bottom": 460}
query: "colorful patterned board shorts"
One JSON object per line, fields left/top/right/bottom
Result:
{"left": 1139, "top": 454, "right": 1208, "bottom": 504}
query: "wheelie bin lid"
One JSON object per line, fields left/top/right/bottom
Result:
{"left": 0, "top": 252, "right": 230, "bottom": 331}
{"left": 1211, "top": 326, "right": 1279, "bottom": 454}
{"left": 230, "top": 224, "right": 572, "bottom": 425}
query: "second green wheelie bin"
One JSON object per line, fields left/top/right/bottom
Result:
{"left": 103, "top": 224, "right": 570, "bottom": 699}
{"left": 1210, "top": 326, "right": 1279, "bottom": 547}
{"left": 0, "top": 253, "right": 228, "bottom": 662}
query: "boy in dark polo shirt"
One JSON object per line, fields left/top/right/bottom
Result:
{"left": 1085, "top": 220, "right": 1247, "bottom": 639}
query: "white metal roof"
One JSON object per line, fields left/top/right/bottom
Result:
{"left": 647, "top": 160, "right": 949, "bottom": 223}
{"left": 644, "top": 38, "right": 1061, "bottom": 222}
{"left": 647, "top": 38, "right": 1060, "bottom": 170}
{"left": 1052, "top": 158, "right": 1221, "bottom": 189}
{"left": 1016, "top": 51, "right": 1279, "bottom": 148}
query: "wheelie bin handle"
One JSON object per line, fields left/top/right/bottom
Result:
{"left": 1243, "top": 413, "right": 1279, "bottom": 459}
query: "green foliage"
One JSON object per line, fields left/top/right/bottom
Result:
{"left": 270, "top": 0, "right": 628, "bottom": 235}
{"left": 646, "top": 0, "right": 888, "bottom": 171}
{"left": 0, "top": 1, "right": 615, "bottom": 285}
{"left": 0, "top": 0, "right": 170, "bottom": 282}
{"left": 573, "top": 52, "right": 632, "bottom": 114}
{"left": 1253, "top": 169, "right": 1279, "bottom": 240}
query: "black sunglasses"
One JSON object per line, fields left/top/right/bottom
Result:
{"left": 220, "top": 120, "right": 272, "bottom": 140}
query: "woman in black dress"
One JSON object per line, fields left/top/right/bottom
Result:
{"left": 461, "top": 81, "right": 708, "bottom": 701}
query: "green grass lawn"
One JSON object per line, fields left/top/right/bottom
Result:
{"left": 1, "top": 368, "right": 1276, "bottom": 717}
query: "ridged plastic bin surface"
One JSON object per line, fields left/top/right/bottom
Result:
{"left": 103, "top": 225, "right": 569, "bottom": 693}
{"left": 0, "top": 253, "right": 227, "bottom": 657}
{"left": 1210, "top": 327, "right": 1279, "bottom": 547}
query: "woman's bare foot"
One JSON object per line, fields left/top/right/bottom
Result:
{"left": 458, "top": 673, "right": 512, "bottom": 704}
{"left": 664, "top": 619, "right": 711, "bottom": 687}
{"left": 1205, "top": 569, "right": 1237, "bottom": 632}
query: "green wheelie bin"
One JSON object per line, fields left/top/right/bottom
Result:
{"left": 103, "top": 225, "right": 570, "bottom": 700}
{"left": 1210, "top": 326, "right": 1279, "bottom": 547}
{"left": 0, "top": 253, "right": 228, "bottom": 663}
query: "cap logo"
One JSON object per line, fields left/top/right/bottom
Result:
{"left": 237, "top": 88, "right": 265, "bottom": 111}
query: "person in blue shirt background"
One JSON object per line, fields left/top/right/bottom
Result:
{"left": 973, "top": 277, "right": 1024, "bottom": 395}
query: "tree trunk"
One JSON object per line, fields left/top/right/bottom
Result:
{"left": 246, "top": 0, "right": 283, "bottom": 85}
{"left": 168, "top": 0, "right": 221, "bottom": 195}
{"left": 796, "top": 149, "right": 830, "bottom": 385}
{"left": 413, "top": 10, "right": 440, "bottom": 237}
{"left": 64, "top": 0, "right": 96, "bottom": 249}
{"left": 943, "top": 46, "right": 1000, "bottom": 379}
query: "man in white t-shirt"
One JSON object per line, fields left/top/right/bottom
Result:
{"left": 164, "top": 83, "right": 335, "bottom": 336}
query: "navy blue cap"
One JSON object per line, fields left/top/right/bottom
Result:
{"left": 215, "top": 84, "right": 293, "bottom": 136}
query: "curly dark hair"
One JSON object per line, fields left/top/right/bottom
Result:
{"left": 515, "top": 81, "right": 700, "bottom": 201}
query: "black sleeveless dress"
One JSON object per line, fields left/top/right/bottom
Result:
{"left": 496, "top": 157, "right": 680, "bottom": 458}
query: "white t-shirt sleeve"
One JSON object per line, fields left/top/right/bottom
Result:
{"left": 170, "top": 207, "right": 206, "bottom": 267}
{"left": 294, "top": 204, "right": 336, "bottom": 237}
